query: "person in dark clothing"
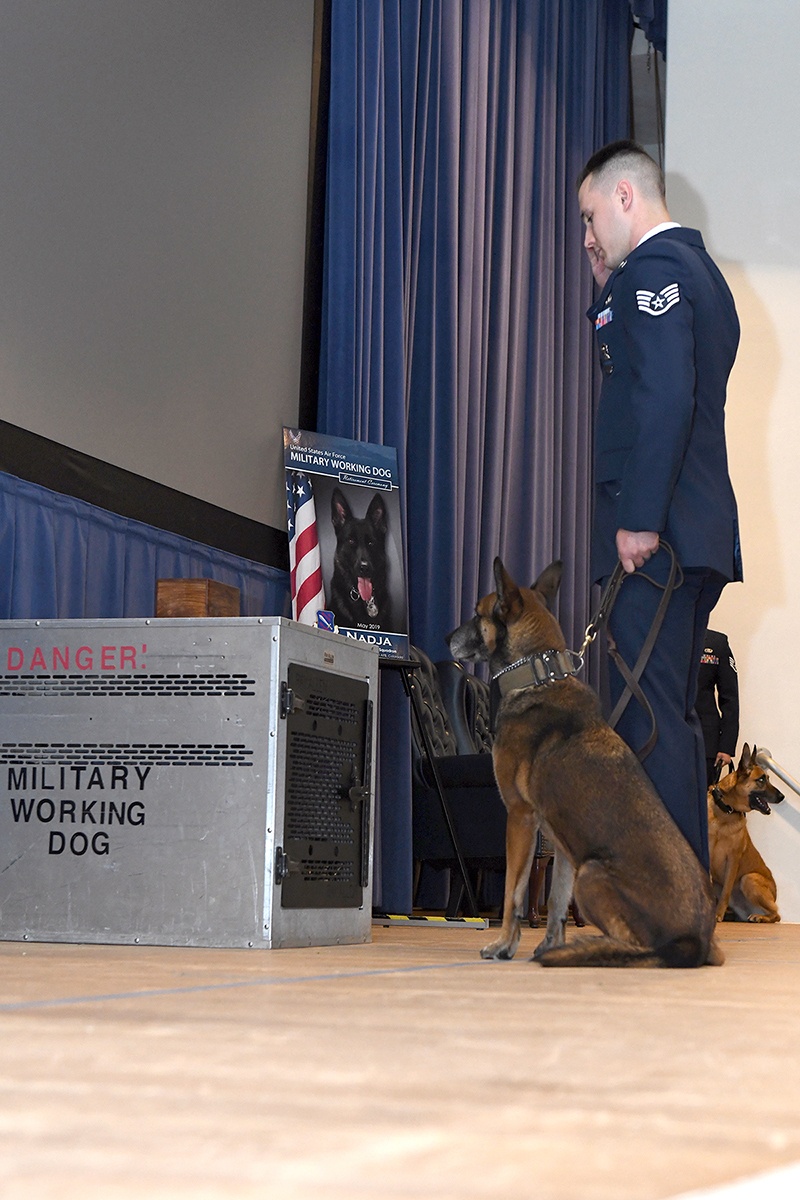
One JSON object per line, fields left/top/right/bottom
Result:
{"left": 696, "top": 629, "right": 739, "bottom": 786}
{"left": 578, "top": 140, "right": 742, "bottom": 869}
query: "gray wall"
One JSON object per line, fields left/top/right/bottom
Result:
{"left": 666, "top": 0, "right": 800, "bottom": 918}
{"left": 0, "top": 0, "right": 314, "bottom": 529}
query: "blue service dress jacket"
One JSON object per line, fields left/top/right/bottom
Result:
{"left": 587, "top": 226, "right": 743, "bottom": 585}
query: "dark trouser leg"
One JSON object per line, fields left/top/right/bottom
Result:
{"left": 605, "top": 553, "right": 726, "bottom": 869}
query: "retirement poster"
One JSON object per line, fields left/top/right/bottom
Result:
{"left": 283, "top": 428, "right": 409, "bottom": 659}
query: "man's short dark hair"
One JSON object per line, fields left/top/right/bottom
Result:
{"left": 578, "top": 139, "right": 666, "bottom": 201}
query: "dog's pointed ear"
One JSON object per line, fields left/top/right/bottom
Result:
{"left": 739, "top": 743, "right": 752, "bottom": 771}
{"left": 493, "top": 557, "right": 522, "bottom": 621}
{"left": 331, "top": 487, "right": 352, "bottom": 530}
{"left": 366, "top": 492, "right": 388, "bottom": 533}
{"left": 531, "top": 560, "right": 563, "bottom": 610}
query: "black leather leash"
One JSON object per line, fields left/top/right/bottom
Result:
{"left": 579, "top": 538, "right": 682, "bottom": 761}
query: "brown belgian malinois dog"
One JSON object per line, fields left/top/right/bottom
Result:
{"left": 708, "top": 744, "right": 783, "bottom": 923}
{"left": 447, "top": 557, "right": 723, "bottom": 967}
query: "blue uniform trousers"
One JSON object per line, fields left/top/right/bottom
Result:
{"left": 604, "top": 551, "right": 726, "bottom": 870}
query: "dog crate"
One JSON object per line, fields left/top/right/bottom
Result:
{"left": 0, "top": 617, "right": 379, "bottom": 949}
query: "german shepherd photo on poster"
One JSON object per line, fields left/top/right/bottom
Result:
{"left": 283, "top": 428, "right": 408, "bottom": 658}
{"left": 328, "top": 486, "right": 392, "bottom": 630}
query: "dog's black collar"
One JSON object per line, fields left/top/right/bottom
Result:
{"left": 492, "top": 649, "right": 582, "bottom": 697}
{"left": 711, "top": 786, "right": 736, "bottom": 815}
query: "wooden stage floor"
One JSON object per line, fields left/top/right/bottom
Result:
{"left": 1, "top": 920, "right": 800, "bottom": 1199}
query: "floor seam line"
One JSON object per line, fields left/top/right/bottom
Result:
{"left": 0, "top": 957, "right": 490, "bottom": 1013}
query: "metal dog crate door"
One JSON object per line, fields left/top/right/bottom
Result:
{"left": 0, "top": 618, "right": 379, "bottom": 949}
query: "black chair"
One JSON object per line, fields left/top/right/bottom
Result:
{"left": 407, "top": 646, "right": 506, "bottom": 916}
{"left": 435, "top": 658, "right": 493, "bottom": 755}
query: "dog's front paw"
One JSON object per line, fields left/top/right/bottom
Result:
{"left": 480, "top": 937, "right": 518, "bottom": 961}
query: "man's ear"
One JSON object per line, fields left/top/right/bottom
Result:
{"left": 617, "top": 179, "right": 634, "bottom": 211}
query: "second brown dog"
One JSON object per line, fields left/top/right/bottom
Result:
{"left": 708, "top": 744, "right": 783, "bottom": 923}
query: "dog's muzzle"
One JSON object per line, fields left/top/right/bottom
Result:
{"left": 749, "top": 789, "right": 784, "bottom": 815}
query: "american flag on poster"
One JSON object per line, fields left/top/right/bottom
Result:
{"left": 286, "top": 470, "right": 325, "bottom": 624}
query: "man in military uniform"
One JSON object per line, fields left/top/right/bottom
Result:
{"left": 697, "top": 628, "right": 739, "bottom": 786}
{"left": 578, "top": 140, "right": 742, "bottom": 868}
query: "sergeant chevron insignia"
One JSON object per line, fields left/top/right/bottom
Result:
{"left": 636, "top": 283, "right": 681, "bottom": 316}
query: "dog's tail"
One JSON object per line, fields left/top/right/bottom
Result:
{"left": 536, "top": 932, "right": 721, "bottom": 969}
{"left": 657, "top": 933, "right": 720, "bottom": 968}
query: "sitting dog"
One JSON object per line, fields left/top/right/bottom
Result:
{"left": 708, "top": 744, "right": 783, "bottom": 923}
{"left": 329, "top": 487, "right": 392, "bottom": 630}
{"left": 447, "top": 557, "right": 723, "bottom": 968}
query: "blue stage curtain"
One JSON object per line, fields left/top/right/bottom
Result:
{"left": 319, "top": 0, "right": 631, "bottom": 912}
{"left": 320, "top": 0, "right": 631, "bottom": 660}
{"left": 0, "top": 472, "right": 289, "bottom": 620}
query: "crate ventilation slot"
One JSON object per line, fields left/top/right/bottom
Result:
{"left": 0, "top": 742, "right": 254, "bottom": 767}
{"left": 0, "top": 674, "right": 256, "bottom": 699}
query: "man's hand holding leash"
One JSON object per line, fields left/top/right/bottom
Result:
{"left": 616, "top": 528, "right": 660, "bottom": 574}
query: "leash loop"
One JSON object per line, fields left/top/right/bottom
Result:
{"left": 581, "top": 540, "right": 683, "bottom": 761}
